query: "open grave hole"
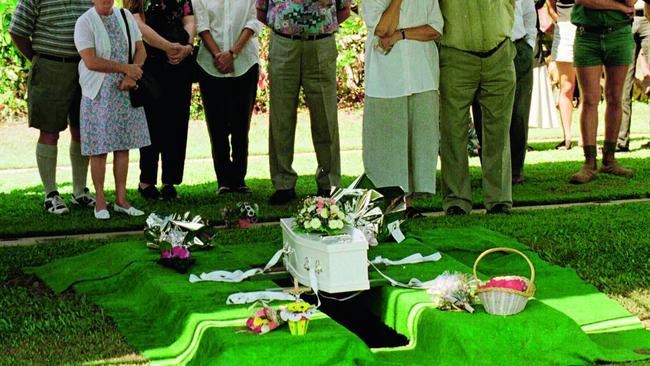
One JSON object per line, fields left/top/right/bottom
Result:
{"left": 273, "top": 278, "right": 409, "bottom": 348}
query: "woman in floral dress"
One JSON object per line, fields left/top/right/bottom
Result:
{"left": 74, "top": 0, "right": 151, "bottom": 220}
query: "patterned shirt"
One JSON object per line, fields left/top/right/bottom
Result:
{"left": 256, "top": 0, "right": 350, "bottom": 35}
{"left": 9, "top": 0, "right": 93, "bottom": 57}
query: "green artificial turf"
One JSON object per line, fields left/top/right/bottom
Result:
{"left": 22, "top": 227, "right": 650, "bottom": 366}
{"left": 1, "top": 203, "right": 649, "bottom": 365}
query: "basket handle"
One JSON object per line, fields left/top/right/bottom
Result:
{"left": 473, "top": 247, "right": 536, "bottom": 293}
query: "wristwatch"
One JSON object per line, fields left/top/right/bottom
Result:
{"left": 229, "top": 50, "right": 238, "bottom": 59}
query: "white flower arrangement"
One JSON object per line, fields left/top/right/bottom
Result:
{"left": 295, "top": 196, "right": 350, "bottom": 235}
{"left": 426, "top": 271, "right": 478, "bottom": 313}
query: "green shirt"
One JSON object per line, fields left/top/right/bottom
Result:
{"left": 571, "top": 4, "right": 631, "bottom": 27}
{"left": 439, "top": 0, "right": 514, "bottom": 53}
{"left": 9, "top": 0, "right": 92, "bottom": 57}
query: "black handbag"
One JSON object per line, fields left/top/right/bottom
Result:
{"left": 120, "top": 9, "right": 162, "bottom": 108}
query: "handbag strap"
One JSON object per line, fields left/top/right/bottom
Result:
{"left": 119, "top": 8, "right": 134, "bottom": 64}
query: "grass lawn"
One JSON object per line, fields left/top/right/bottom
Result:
{"left": 1, "top": 202, "right": 649, "bottom": 365}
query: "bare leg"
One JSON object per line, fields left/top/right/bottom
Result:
{"left": 90, "top": 154, "right": 108, "bottom": 211}
{"left": 603, "top": 65, "right": 629, "bottom": 144}
{"left": 556, "top": 61, "right": 576, "bottom": 148}
{"left": 570, "top": 65, "right": 602, "bottom": 184}
{"left": 113, "top": 150, "right": 130, "bottom": 208}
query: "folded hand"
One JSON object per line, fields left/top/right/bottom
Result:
{"left": 123, "top": 63, "right": 143, "bottom": 81}
{"left": 119, "top": 76, "right": 138, "bottom": 91}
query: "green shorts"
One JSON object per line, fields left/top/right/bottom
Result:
{"left": 27, "top": 55, "right": 81, "bottom": 133}
{"left": 573, "top": 25, "right": 634, "bottom": 67}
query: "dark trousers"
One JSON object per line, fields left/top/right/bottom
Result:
{"left": 473, "top": 39, "right": 534, "bottom": 176}
{"left": 619, "top": 16, "right": 650, "bottom": 149}
{"left": 199, "top": 64, "right": 259, "bottom": 188}
{"left": 139, "top": 56, "right": 193, "bottom": 185}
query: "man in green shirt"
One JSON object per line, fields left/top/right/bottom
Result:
{"left": 569, "top": 0, "right": 636, "bottom": 184}
{"left": 438, "top": 0, "right": 516, "bottom": 215}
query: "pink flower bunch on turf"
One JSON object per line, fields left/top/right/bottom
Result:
{"left": 481, "top": 277, "right": 528, "bottom": 292}
{"left": 246, "top": 306, "right": 281, "bottom": 334}
{"left": 161, "top": 246, "right": 191, "bottom": 260}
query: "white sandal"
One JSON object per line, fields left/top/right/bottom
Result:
{"left": 113, "top": 203, "right": 144, "bottom": 217}
{"left": 94, "top": 209, "right": 110, "bottom": 220}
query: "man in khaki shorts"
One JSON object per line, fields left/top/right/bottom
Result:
{"left": 10, "top": 0, "right": 95, "bottom": 214}
{"left": 257, "top": 0, "right": 350, "bottom": 205}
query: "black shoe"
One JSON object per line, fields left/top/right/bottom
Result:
{"left": 160, "top": 184, "right": 177, "bottom": 200}
{"left": 616, "top": 145, "right": 630, "bottom": 152}
{"left": 138, "top": 184, "right": 160, "bottom": 200}
{"left": 487, "top": 204, "right": 511, "bottom": 215}
{"left": 555, "top": 140, "right": 573, "bottom": 150}
{"left": 445, "top": 206, "right": 467, "bottom": 216}
{"left": 641, "top": 141, "right": 650, "bottom": 149}
{"left": 405, "top": 207, "right": 425, "bottom": 219}
{"left": 316, "top": 188, "right": 331, "bottom": 197}
{"left": 217, "top": 186, "right": 232, "bottom": 195}
{"left": 268, "top": 189, "right": 296, "bottom": 205}
{"left": 235, "top": 186, "right": 253, "bottom": 194}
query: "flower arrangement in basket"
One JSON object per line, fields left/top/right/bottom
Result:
{"left": 426, "top": 271, "right": 477, "bottom": 313}
{"left": 222, "top": 202, "right": 259, "bottom": 229}
{"left": 294, "top": 196, "right": 350, "bottom": 235}
{"left": 158, "top": 244, "right": 195, "bottom": 273}
{"left": 473, "top": 247, "right": 536, "bottom": 316}
{"left": 280, "top": 301, "right": 315, "bottom": 336}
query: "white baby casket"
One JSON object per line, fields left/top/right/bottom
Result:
{"left": 280, "top": 218, "right": 370, "bottom": 293}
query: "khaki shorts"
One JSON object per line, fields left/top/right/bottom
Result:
{"left": 27, "top": 55, "right": 81, "bottom": 133}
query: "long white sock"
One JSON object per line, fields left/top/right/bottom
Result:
{"left": 69, "top": 140, "right": 90, "bottom": 196}
{"left": 36, "top": 143, "right": 57, "bottom": 195}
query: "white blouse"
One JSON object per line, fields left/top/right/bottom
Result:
{"left": 363, "top": 0, "right": 444, "bottom": 99}
{"left": 74, "top": 7, "right": 141, "bottom": 100}
{"left": 192, "top": 0, "right": 262, "bottom": 78}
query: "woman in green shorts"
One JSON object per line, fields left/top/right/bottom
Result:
{"left": 570, "top": 0, "right": 635, "bottom": 184}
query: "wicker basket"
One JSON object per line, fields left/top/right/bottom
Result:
{"left": 473, "top": 247, "right": 536, "bottom": 316}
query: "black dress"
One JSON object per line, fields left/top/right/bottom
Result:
{"left": 135, "top": 0, "right": 194, "bottom": 187}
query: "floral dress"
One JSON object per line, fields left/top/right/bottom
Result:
{"left": 80, "top": 13, "right": 151, "bottom": 156}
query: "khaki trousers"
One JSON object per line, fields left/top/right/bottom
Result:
{"left": 439, "top": 42, "right": 516, "bottom": 212}
{"left": 363, "top": 91, "right": 440, "bottom": 194}
{"left": 268, "top": 33, "right": 341, "bottom": 190}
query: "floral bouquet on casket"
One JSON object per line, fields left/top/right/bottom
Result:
{"left": 294, "top": 196, "right": 351, "bottom": 235}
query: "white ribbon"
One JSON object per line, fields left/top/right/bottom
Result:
{"left": 226, "top": 291, "right": 297, "bottom": 305}
{"left": 369, "top": 252, "right": 442, "bottom": 266}
{"left": 189, "top": 248, "right": 285, "bottom": 283}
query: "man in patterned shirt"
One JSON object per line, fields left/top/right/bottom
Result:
{"left": 10, "top": 0, "right": 95, "bottom": 214}
{"left": 257, "top": 0, "right": 351, "bottom": 205}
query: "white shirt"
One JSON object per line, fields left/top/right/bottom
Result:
{"left": 511, "top": 0, "right": 537, "bottom": 49}
{"left": 192, "top": 0, "right": 262, "bottom": 78}
{"left": 362, "top": 0, "right": 444, "bottom": 99}
{"left": 636, "top": 0, "right": 645, "bottom": 11}
{"left": 74, "top": 7, "right": 141, "bottom": 100}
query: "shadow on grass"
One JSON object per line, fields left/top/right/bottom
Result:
{"left": 1, "top": 156, "right": 649, "bottom": 239}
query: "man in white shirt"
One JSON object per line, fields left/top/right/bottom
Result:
{"left": 473, "top": 0, "right": 537, "bottom": 185}
{"left": 618, "top": 0, "right": 650, "bottom": 151}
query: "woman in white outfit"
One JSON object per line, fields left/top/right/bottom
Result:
{"left": 362, "top": 0, "right": 443, "bottom": 217}
{"left": 548, "top": 0, "right": 578, "bottom": 150}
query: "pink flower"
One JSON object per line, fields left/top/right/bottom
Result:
{"left": 482, "top": 278, "right": 528, "bottom": 292}
{"left": 172, "top": 246, "right": 190, "bottom": 259}
{"left": 161, "top": 251, "right": 172, "bottom": 259}
{"left": 317, "top": 203, "right": 324, "bottom": 209}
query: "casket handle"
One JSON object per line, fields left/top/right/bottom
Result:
{"left": 303, "top": 257, "right": 322, "bottom": 274}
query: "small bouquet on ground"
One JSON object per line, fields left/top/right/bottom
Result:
{"left": 222, "top": 202, "right": 259, "bottom": 229}
{"left": 280, "top": 301, "right": 315, "bottom": 336}
{"left": 246, "top": 303, "right": 283, "bottom": 335}
{"left": 426, "top": 271, "right": 477, "bottom": 313}
{"left": 294, "top": 196, "right": 350, "bottom": 236}
{"left": 157, "top": 243, "right": 195, "bottom": 273}
{"left": 144, "top": 212, "right": 215, "bottom": 252}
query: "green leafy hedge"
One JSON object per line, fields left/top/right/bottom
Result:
{"left": 0, "top": 1, "right": 367, "bottom": 120}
